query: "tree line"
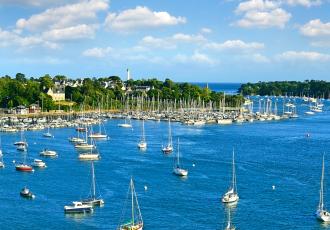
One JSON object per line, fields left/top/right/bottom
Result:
{"left": 239, "top": 80, "right": 330, "bottom": 99}
{"left": 0, "top": 73, "right": 244, "bottom": 111}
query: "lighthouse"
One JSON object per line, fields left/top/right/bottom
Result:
{"left": 127, "top": 68, "right": 131, "bottom": 81}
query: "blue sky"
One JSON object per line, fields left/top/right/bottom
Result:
{"left": 0, "top": 0, "right": 329, "bottom": 82}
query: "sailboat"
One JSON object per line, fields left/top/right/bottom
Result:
{"left": 43, "top": 125, "right": 53, "bottom": 138}
{"left": 81, "top": 161, "right": 104, "bottom": 206}
{"left": 15, "top": 149, "right": 33, "bottom": 172}
{"left": 162, "top": 118, "right": 173, "bottom": 154}
{"left": 15, "top": 131, "right": 28, "bottom": 152}
{"left": 118, "top": 178, "right": 143, "bottom": 230}
{"left": 118, "top": 117, "right": 132, "bottom": 128}
{"left": 222, "top": 149, "right": 239, "bottom": 204}
{"left": 315, "top": 154, "right": 330, "bottom": 222}
{"left": 173, "top": 138, "right": 188, "bottom": 177}
{"left": 75, "top": 126, "right": 95, "bottom": 150}
{"left": 88, "top": 122, "right": 108, "bottom": 139}
{"left": 78, "top": 145, "right": 100, "bottom": 160}
{"left": 137, "top": 120, "right": 147, "bottom": 149}
{"left": 225, "top": 208, "right": 235, "bottom": 230}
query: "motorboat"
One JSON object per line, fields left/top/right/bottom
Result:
{"left": 64, "top": 201, "right": 93, "bottom": 214}
{"left": 40, "top": 149, "right": 57, "bottom": 157}
{"left": 32, "top": 159, "right": 47, "bottom": 168}
{"left": 20, "top": 187, "right": 35, "bottom": 199}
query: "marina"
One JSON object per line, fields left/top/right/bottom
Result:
{"left": 0, "top": 96, "right": 329, "bottom": 229}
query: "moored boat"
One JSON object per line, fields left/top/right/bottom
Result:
{"left": 173, "top": 138, "right": 188, "bottom": 177}
{"left": 64, "top": 201, "right": 93, "bottom": 214}
{"left": 40, "top": 149, "right": 57, "bottom": 157}
{"left": 20, "top": 187, "right": 35, "bottom": 199}
{"left": 222, "top": 149, "right": 239, "bottom": 204}
{"left": 32, "top": 159, "right": 47, "bottom": 168}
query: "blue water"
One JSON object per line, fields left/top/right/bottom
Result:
{"left": 191, "top": 82, "right": 241, "bottom": 94}
{"left": 0, "top": 99, "right": 330, "bottom": 229}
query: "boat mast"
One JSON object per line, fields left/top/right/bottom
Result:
{"left": 142, "top": 120, "right": 145, "bottom": 142}
{"left": 177, "top": 138, "right": 180, "bottom": 166}
{"left": 168, "top": 118, "right": 172, "bottom": 147}
{"left": 91, "top": 161, "right": 96, "bottom": 199}
{"left": 319, "top": 154, "right": 325, "bottom": 211}
{"left": 131, "top": 178, "right": 135, "bottom": 225}
{"left": 232, "top": 148, "right": 237, "bottom": 193}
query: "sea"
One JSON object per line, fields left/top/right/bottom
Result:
{"left": 0, "top": 96, "right": 330, "bottom": 229}
{"left": 191, "top": 82, "right": 242, "bottom": 94}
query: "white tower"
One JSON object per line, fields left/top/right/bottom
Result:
{"left": 127, "top": 68, "right": 131, "bottom": 81}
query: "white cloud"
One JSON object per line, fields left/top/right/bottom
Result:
{"left": 200, "top": 27, "right": 212, "bottom": 34}
{"left": 192, "top": 51, "right": 216, "bottom": 65}
{"left": 139, "top": 33, "right": 207, "bottom": 49}
{"left": 0, "top": 27, "right": 58, "bottom": 49}
{"left": 251, "top": 53, "right": 270, "bottom": 62}
{"left": 82, "top": 46, "right": 112, "bottom": 58}
{"left": 0, "top": 0, "right": 82, "bottom": 7}
{"left": 16, "top": 0, "right": 108, "bottom": 32}
{"left": 235, "top": 0, "right": 279, "bottom": 13}
{"left": 140, "top": 36, "right": 176, "bottom": 49}
{"left": 234, "top": 0, "right": 291, "bottom": 28}
{"left": 174, "top": 51, "right": 216, "bottom": 65}
{"left": 311, "top": 40, "right": 330, "bottom": 47}
{"left": 104, "top": 6, "right": 186, "bottom": 32}
{"left": 42, "top": 24, "right": 97, "bottom": 41}
{"left": 300, "top": 19, "right": 330, "bottom": 37}
{"left": 204, "top": 39, "right": 264, "bottom": 51}
{"left": 276, "top": 51, "right": 330, "bottom": 61}
{"left": 284, "top": 0, "right": 322, "bottom": 7}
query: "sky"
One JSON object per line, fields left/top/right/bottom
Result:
{"left": 0, "top": 0, "right": 329, "bottom": 83}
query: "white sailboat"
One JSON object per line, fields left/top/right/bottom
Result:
{"left": 81, "top": 161, "right": 104, "bottom": 206}
{"left": 88, "top": 110, "right": 108, "bottom": 138}
{"left": 222, "top": 149, "right": 239, "bottom": 204}
{"left": 43, "top": 125, "right": 53, "bottom": 138}
{"left": 75, "top": 126, "right": 95, "bottom": 150}
{"left": 162, "top": 118, "right": 173, "bottom": 154}
{"left": 118, "top": 118, "right": 132, "bottom": 128}
{"left": 15, "top": 131, "right": 28, "bottom": 152}
{"left": 315, "top": 154, "right": 330, "bottom": 222}
{"left": 78, "top": 135, "right": 100, "bottom": 160}
{"left": 137, "top": 120, "right": 147, "bottom": 149}
{"left": 118, "top": 177, "right": 143, "bottom": 230}
{"left": 173, "top": 138, "right": 188, "bottom": 177}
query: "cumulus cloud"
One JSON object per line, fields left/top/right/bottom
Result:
{"left": 0, "top": 0, "right": 83, "bottom": 7}
{"left": 42, "top": 24, "right": 97, "bottom": 41}
{"left": 82, "top": 46, "right": 112, "bottom": 58}
{"left": 234, "top": 0, "right": 291, "bottom": 28}
{"left": 284, "top": 0, "right": 322, "bottom": 7}
{"left": 300, "top": 19, "right": 330, "bottom": 37}
{"left": 104, "top": 6, "right": 186, "bottom": 32}
{"left": 139, "top": 33, "right": 207, "bottom": 49}
{"left": 204, "top": 39, "right": 265, "bottom": 51}
{"left": 0, "top": 27, "right": 58, "bottom": 49}
{"left": 16, "top": 0, "right": 108, "bottom": 32}
{"left": 174, "top": 51, "right": 216, "bottom": 65}
{"left": 276, "top": 51, "right": 330, "bottom": 61}
{"left": 200, "top": 27, "right": 212, "bottom": 34}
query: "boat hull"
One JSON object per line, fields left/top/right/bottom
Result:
{"left": 16, "top": 165, "right": 34, "bottom": 172}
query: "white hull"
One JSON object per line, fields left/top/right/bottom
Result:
{"left": 138, "top": 141, "right": 147, "bottom": 149}
{"left": 78, "top": 153, "right": 100, "bottom": 160}
{"left": 222, "top": 192, "right": 239, "bottom": 203}
{"left": 218, "top": 119, "right": 233, "bottom": 125}
{"left": 173, "top": 167, "right": 188, "bottom": 177}
{"left": 118, "top": 124, "right": 132, "bottom": 128}
{"left": 75, "top": 144, "right": 95, "bottom": 149}
{"left": 40, "top": 150, "right": 57, "bottom": 157}
{"left": 316, "top": 209, "right": 330, "bottom": 222}
{"left": 88, "top": 134, "right": 107, "bottom": 139}
{"left": 32, "top": 159, "right": 46, "bottom": 168}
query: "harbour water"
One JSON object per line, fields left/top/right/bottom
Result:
{"left": 191, "top": 82, "right": 242, "bottom": 94}
{"left": 0, "top": 100, "right": 330, "bottom": 229}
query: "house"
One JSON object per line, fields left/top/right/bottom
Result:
{"left": 135, "top": 86, "right": 151, "bottom": 92}
{"left": 47, "top": 84, "right": 65, "bottom": 101}
{"left": 29, "top": 104, "right": 41, "bottom": 114}
{"left": 16, "top": 105, "right": 28, "bottom": 115}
